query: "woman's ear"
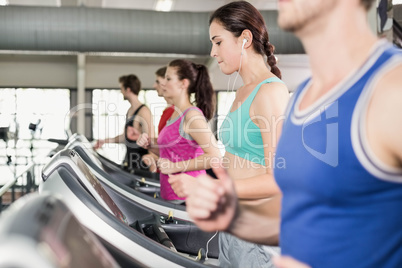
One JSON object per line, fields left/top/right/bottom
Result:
{"left": 240, "top": 29, "right": 253, "bottom": 49}
{"left": 181, "top": 79, "right": 190, "bottom": 90}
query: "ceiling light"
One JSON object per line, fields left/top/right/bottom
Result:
{"left": 155, "top": 0, "right": 173, "bottom": 12}
{"left": 0, "top": 0, "right": 8, "bottom": 6}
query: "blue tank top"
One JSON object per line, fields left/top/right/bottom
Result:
{"left": 274, "top": 40, "right": 402, "bottom": 268}
{"left": 219, "top": 77, "right": 283, "bottom": 166}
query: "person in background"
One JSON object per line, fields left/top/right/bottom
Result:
{"left": 169, "top": 1, "right": 289, "bottom": 267}
{"left": 155, "top": 66, "right": 175, "bottom": 133}
{"left": 186, "top": 0, "right": 402, "bottom": 267}
{"left": 94, "top": 74, "right": 155, "bottom": 172}
{"left": 137, "top": 59, "right": 221, "bottom": 202}
{"left": 141, "top": 66, "right": 175, "bottom": 172}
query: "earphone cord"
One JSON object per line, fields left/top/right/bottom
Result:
{"left": 224, "top": 50, "right": 243, "bottom": 111}
{"left": 226, "top": 72, "right": 232, "bottom": 94}
{"left": 231, "top": 52, "right": 243, "bottom": 93}
{"left": 205, "top": 230, "right": 219, "bottom": 260}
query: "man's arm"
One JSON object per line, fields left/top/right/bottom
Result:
{"left": 138, "top": 106, "right": 155, "bottom": 140}
{"left": 93, "top": 133, "right": 125, "bottom": 149}
{"left": 186, "top": 165, "right": 281, "bottom": 245}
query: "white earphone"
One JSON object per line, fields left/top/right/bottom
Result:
{"left": 242, "top": 38, "right": 247, "bottom": 49}
{"left": 241, "top": 38, "right": 247, "bottom": 55}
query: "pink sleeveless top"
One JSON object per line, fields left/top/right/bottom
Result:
{"left": 157, "top": 107, "right": 206, "bottom": 200}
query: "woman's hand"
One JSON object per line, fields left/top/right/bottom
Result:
{"left": 157, "top": 158, "right": 177, "bottom": 174}
{"left": 136, "top": 132, "right": 150, "bottom": 149}
{"left": 168, "top": 173, "right": 198, "bottom": 198}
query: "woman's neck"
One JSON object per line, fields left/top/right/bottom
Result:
{"left": 172, "top": 97, "right": 193, "bottom": 114}
{"left": 240, "top": 53, "right": 274, "bottom": 87}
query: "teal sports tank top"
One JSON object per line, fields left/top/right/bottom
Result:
{"left": 219, "top": 77, "right": 283, "bottom": 166}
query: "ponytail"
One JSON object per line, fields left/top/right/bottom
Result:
{"left": 265, "top": 42, "right": 282, "bottom": 79}
{"left": 192, "top": 63, "right": 215, "bottom": 120}
{"left": 169, "top": 59, "right": 215, "bottom": 120}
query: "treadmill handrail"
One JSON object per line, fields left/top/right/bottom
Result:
{"left": 0, "top": 162, "right": 35, "bottom": 197}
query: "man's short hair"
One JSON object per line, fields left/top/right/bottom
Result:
{"left": 119, "top": 74, "right": 141, "bottom": 95}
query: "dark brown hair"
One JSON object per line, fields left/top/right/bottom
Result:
{"left": 361, "top": 0, "right": 376, "bottom": 10}
{"left": 210, "top": 0, "right": 281, "bottom": 79}
{"left": 155, "top": 66, "right": 167, "bottom": 78}
{"left": 119, "top": 74, "right": 141, "bottom": 95}
{"left": 168, "top": 59, "right": 215, "bottom": 120}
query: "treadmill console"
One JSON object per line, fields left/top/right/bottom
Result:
{"left": 0, "top": 194, "right": 120, "bottom": 268}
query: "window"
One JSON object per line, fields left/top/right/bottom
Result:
{"left": 215, "top": 90, "right": 236, "bottom": 155}
{"left": 0, "top": 88, "right": 70, "bottom": 186}
{"left": 92, "top": 89, "right": 167, "bottom": 140}
{"left": 0, "top": 88, "right": 70, "bottom": 140}
{"left": 216, "top": 90, "right": 236, "bottom": 135}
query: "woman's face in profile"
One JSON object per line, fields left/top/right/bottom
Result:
{"left": 209, "top": 20, "right": 242, "bottom": 75}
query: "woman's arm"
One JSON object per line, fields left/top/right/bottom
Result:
{"left": 235, "top": 82, "right": 289, "bottom": 199}
{"left": 186, "top": 165, "right": 281, "bottom": 245}
{"left": 158, "top": 109, "right": 221, "bottom": 174}
{"left": 146, "top": 137, "right": 160, "bottom": 155}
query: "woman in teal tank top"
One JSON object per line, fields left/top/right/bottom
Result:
{"left": 170, "top": 2, "right": 289, "bottom": 267}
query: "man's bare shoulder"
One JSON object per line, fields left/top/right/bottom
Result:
{"left": 368, "top": 62, "right": 402, "bottom": 167}
{"left": 138, "top": 105, "right": 151, "bottom": 116}
{"left": 372, "top": 62, "right": 402, "bottom": 108}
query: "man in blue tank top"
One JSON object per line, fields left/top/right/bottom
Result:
{"left": 186, "top": 0, "right": 402, "bottom": 267}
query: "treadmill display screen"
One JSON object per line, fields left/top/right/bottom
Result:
{"left": 72, "top": 150, "right": 129, "bottom": 225}
{"left": 39, "top": 204, "right": 120, "bottom": 268}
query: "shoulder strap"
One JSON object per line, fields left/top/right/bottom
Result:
{"left": 181, "top": 106, "right": 203, "bottom": 117}
{"left": 126, "top": 104, "right": 146, "bottom": 124}
{"left": 179, "top": 107, "right": 204, "bottom": 140}
{"left": 133, "top": 104, "right": 145, "bottom": 116}
{"left": 245, "top": 77, "right": 284, "bottom": 106}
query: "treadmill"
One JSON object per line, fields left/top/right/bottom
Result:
{"left": 0, "top": 193, "right": 142, "bottom": 267}
{"left": 66, "top": 134, "right": 160, "bottom": 189}
{"left": 39, "top": 149, "right": 219, "bottom": 267}
{"left": 63, "top": 136, "right": 196, "bottom": 221}
{"left": 63, "top": 141, "right": 220, "bottom": 256}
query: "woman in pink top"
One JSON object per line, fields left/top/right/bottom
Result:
{"left": 138, "top": 59, "right": 221, "bottom": 201}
